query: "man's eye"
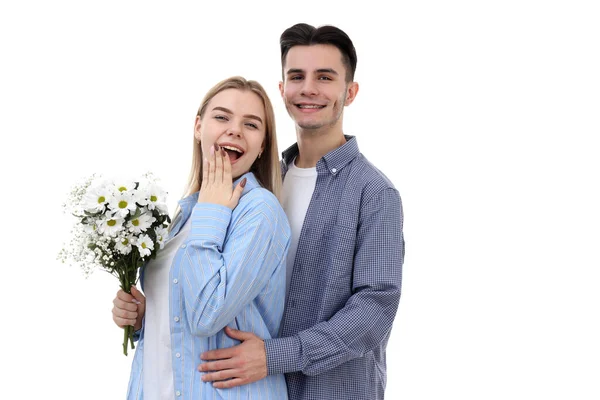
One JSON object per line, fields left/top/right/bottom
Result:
{"left": 290, "top": 75, "right": 303, "bottom": 80}
{"left": 319, "top": 76, "right": 332, "bottom": 81}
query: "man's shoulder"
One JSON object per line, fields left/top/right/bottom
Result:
{"left": 348, "top": 153, "right": 398, "bottom": 194}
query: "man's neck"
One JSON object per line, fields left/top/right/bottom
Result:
{"left": 294, "top": 127, "right": 346, "bottom": 168}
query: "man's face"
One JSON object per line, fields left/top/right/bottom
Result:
{"left": 280, "top": 44, "right": 356, "bottom": 131}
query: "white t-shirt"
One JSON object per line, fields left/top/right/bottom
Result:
{"left": 281, "top": 159, "right": 317, "bottom": 299}
{"left": 142, "top": 218, "right": 191, "bottom": 400}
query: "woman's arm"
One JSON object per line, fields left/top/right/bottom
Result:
{"left": 180, "top": 191, "right": 289, "bottom": 336}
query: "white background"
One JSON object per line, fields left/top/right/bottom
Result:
{"left": 1, "top": 1, "right": 598, "bottom": 399}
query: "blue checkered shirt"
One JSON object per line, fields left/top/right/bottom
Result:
{"left": 264, "top": 136, "right": 404, "bottom": 399}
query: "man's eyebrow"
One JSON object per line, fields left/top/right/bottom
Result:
{"left": 285, "top": 68, "right": 339, "bottom": 75}
{"left": 316, "top": 68, "right": 339, "bottom": 75}
{"left": 211, "top": 106, "right": 263, "bottom": 124}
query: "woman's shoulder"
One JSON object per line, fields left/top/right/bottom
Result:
{"left": 240, "top": 186, "right": 282, "bottom": 213}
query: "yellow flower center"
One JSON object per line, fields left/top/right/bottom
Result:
{"left": 98, "top": 196, "right": 106, "bottom": 203}
{"left": 150, "top": 195, "right": 157, "bottom": 202}
{"left": 132, "top": 219, "right": 139, "bottom": 226}
{"left": 118, "top": 200, "right": 128, "bottom": 209}
{"left": 107, "top": 220, "right": 116, "bottom": 227}
{"left": 122, "top": 239, "right": 129, "bottom": 245}
{"left": 118, "top": 186, "right": 127, "bottom": 192}
{"left": 141, "top": 242, "right": 147, "bottom": 249}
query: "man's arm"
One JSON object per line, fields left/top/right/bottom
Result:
{"left": 199, "top": 188, "right": 403, "bottom": 385}
{"left": 266, "top": 187, "right": 403, "bottom": 375}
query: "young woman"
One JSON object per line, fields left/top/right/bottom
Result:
{"left": 112, "top": 76, "right": 290, "bottom": 399}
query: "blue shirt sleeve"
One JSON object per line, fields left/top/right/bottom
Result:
{"left": 178, "top": 194, "right": 289, "bottom": 337}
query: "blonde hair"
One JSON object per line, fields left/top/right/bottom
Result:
{"left": 181, "top": 76, "right": 281, "bottom": 204}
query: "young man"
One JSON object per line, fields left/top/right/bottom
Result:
{"left": 198, "top": 23, "right": 405, "bottom": 399}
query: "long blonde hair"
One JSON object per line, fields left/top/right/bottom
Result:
{"left": 181, "top": 76, "right": 281, "bottom": 204}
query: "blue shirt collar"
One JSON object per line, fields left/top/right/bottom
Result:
{"left": 281, "top": 135, "right": 360, "bottom": 176}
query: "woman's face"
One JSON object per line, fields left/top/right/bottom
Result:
{"left": 195, "top": 89, "right": 266, "bottom": 179}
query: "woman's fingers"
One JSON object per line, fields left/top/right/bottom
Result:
{"left": 202, "top": 156, "right": 209, "bottom": 188}
{"left": 215, "top": 144, "right": 224, "bottom": 183}
{"left": 228, "top": 178, "right": 246, "bottom": 209}
{"left": 112, "top": 290, "right": 140, "bottom": 327}
{"left": 208, "top": 144, "right": 217, "bottom": 184}
{"left": 222, "top": 149, "right": 232, "bottom": 183}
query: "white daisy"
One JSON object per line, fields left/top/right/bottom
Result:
{"left": 108, "top": 191, "right": 137, "bottom": 218}
{"left": 111, "top": 179, "right": 136, "bottom": 194}
{"left": 138, "top": 183, "right": 168, "bottom": 213}
{"left": 83, "top": 183, "right": 113, "bottom": 213}
{"left": 154, "top": 226, "right": 169, "bottom": 249}
{"left": 82, "top": 220, "right": 99, "bottom": 234}
{"left": 127, "top": 211, "right": 156, "bottom": 234}
{"left": 114, "top": 234, "right": 134, "bottom": 255}
{"left": 136, "top": 234, "right": 154, "bottom": 257}
{"left": 98, "top": 215, "right": 125, "bottom": 237}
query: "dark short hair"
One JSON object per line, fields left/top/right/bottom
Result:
{"left": 280, "top": 23, "right": 357, "bottom": 82}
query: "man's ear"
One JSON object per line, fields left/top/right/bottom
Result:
{"left": 344, "top": 82, "right": 359, "bottom": 106}
{"left": 279, "top": 81, "right": 284, "bottom": 98}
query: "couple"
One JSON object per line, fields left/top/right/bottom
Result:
{"left": 112, "top": 22, "right": 404, "bottom": 400}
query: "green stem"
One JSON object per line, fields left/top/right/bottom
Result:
{"left": 118, "top": 252, "right": 142, "bottom": 356}
{"left": 122, "top": 258, "right": 132, "bottom": 356}
{"left": 123, "top": 326, "right": 129, "bottom": 356}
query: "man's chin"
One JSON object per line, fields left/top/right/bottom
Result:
{"left": 297, "top": 120, "right": 326, "bottom": 130}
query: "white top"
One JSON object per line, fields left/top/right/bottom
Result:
{"left": 281, "top": 158, "right": 317, "bottom": 299}
{"left": 142, "top": 218, "right": 191, "bottom": 400}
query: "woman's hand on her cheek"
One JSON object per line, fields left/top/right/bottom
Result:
{"left": 198, "top": 144, "right": 246, "bottom": 210}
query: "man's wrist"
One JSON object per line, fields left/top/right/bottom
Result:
{"left": 264, "top": 336, "right": 301, "bottom": 375}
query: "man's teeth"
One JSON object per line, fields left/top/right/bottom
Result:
{"left": 221, "top": 145, "right": 243, "bottom": 153}
{"left": 298, "top": 105, "right": 325, "bottom": 109}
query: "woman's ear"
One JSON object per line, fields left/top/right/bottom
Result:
{"left": 194, "top": 115, "right": 202, "bottom": 142}
{"left": 259, "top": 141, "right": 266, "bottom": 158}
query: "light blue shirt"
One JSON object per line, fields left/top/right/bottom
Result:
{"left": 127, "top": 172, "right": 290, "bottom": 399}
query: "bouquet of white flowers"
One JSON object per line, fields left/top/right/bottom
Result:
{"left": 58, "top": 172, "right": 170, "bottom": 355}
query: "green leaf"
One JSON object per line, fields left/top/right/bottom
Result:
{"left": 84, "top": 210, "right": 102, "bottom": 217}
{"left": 130, "top": 207, "right": 142, "bottom": 220}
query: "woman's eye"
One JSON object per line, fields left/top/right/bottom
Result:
{"left": 215, "top": 115, "right": 228, "bottom": 121}
{"left": 246, "top": 123, "right": 258, "bottom": 129}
